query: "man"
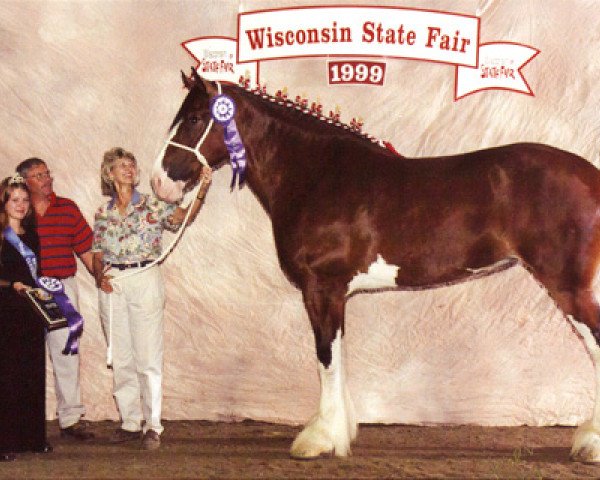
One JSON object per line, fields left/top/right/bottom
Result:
{"left": 16, "top": 158, "right": 94, "bottom": 441}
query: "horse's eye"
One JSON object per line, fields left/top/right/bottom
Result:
{"left": 190, "top": 116, "right": 200, "bottom": 124}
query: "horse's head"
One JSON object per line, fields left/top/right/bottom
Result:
{"left": 152, "top": 69, "right": 229, "bottom": 203}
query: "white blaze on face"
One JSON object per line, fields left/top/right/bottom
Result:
{"left": 151, "top": 165, "right": 186, "bottom": 203}
{"left": 346, "top": 254, "right": 400, "bottom": 296}
{"left": 151, "top": 122, "right": 187, "bottom": 202}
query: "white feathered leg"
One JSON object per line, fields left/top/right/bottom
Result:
{"left": 569, "top": 317, "right": 600, "bottom": 463}
{"left": 290, "top": 330, "right": 357, "bottom": 458}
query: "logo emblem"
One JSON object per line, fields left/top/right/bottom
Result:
{"left": 210, "top": 94, "right": 236, "bottom": 124}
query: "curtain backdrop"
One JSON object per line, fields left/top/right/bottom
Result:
{"left": 0, "top": 0, "right": 598, "bottom": 426}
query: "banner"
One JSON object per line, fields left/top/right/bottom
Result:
{"left": 238, "top": 6, "right": 480, "bottom": 67}
{"left": 455, "top": 42, "right": 540, "bottom": 100}
{"left": 184, "top": 6, "right": 539, "bottom": 101}
{"left": 183, "top": 36, "right": 258, "bottom": 86}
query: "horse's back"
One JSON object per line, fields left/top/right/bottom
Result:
{"left": 390, "top": 142, "right": 600, "bottom": 287}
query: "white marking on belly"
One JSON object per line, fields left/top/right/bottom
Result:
{"left": 346, "top": 254, "right": 400, "bottom": 296}
{"left": 464, "top": 258, "right": 517, "bottom": 276}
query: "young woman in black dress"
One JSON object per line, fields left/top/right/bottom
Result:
{"left": 0, "top": 175, "right": 50, "bottom": 461}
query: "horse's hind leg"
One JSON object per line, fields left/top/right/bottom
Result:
{"left": 518, "top": 210, "right": 600, "bottom": 462}
{"left": 536, "top": 276, "right": 600, "bottom": 463}
{"left": 560, "top": 288, "right": 600, "bottom": 463}
{"left": 290, "top": 280, "right": 356, "bottom": 459}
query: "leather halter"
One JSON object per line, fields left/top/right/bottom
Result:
{"left": 159, "top": 81, "right": 223, "bottom": 168}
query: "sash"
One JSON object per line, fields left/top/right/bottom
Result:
{"left": 3, "top": 226, "right": 83, "bottom": 355}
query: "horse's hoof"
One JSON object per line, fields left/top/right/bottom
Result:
{"left": 571, "top": 446, "right": 600, "bottom": 464}
{"left": 290, "top": 435, "right": 351, "bottom": 459}
{"left": 289, "top": 450, "right": 331, "bottom": 460}
{"left": 290, "top": 434, "right": 336, "bottom": 460}
{"left": 571, "top": 421, "right": 600, "bottom": 463}
{"left": 571, "top": 453, "right": 600, "bottom": 464}
{"left": 290, "top": 445, "right": 334, "bottom": 460}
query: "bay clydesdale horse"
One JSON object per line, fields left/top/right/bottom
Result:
{"left": 152, "top": 69, "right": 600, "bottom": 462}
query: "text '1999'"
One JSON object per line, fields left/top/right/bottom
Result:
{"left": 328, "top": 61, "right": 386, "bottom": 86}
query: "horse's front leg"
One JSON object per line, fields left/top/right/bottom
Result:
{"left": 290, "top": 282, "right": 357, "bottom": 459}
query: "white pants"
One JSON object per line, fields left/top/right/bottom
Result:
{"left": 98, "top": 265, "right": 165, "bottom": 435}
{"left": 46, "top": 276, "right": 86, "bottom": 429}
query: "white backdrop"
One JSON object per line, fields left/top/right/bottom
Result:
{"left": 0, "top": 0, "right": 598, "bottom": 426}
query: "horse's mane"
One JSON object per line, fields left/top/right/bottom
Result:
{"left": 170, "top": 77, "right": 401, "bottom": 158}
{"left": 230, "top": 83, "right": 399, "bottom": 157}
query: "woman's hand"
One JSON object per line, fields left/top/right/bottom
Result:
{"left": 197, "top": 166, "right": 213, "bottom": 198}
{"left": 168, "top": 209, "right": 185, "bottom": 227}
{"left": 167, "top": 166, "right": 213, "bottom": 228}
{"left": 12, "top": 281, "right": 28, "bottom": 295}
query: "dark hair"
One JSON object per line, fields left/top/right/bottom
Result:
{"left": 16, "top": 157, "right": 47, "bottom": 177}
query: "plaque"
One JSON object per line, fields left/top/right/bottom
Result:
{"left": 25, "top": 288, "right": 68, "bottom": 331}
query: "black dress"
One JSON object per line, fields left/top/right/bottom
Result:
{"left": 0, "top": 226, "right": 46, "bottom": 453}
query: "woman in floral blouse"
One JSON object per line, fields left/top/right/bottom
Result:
{"left": 92, "top": 147, "right": 211, "bottom": 451}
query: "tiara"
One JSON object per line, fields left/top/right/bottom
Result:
{"left": 8, "top": 173, "right": 25, "bottom": 185}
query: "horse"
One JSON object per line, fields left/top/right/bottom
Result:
{"left": 151, "top": 68, "right": 600, "bottom": 462}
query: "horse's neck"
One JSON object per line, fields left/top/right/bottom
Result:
{"left": 236, "top": 94, "right": 320, "bottom": 213}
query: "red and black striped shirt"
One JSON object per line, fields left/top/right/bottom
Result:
{"left": 36, "top": 193, "right": 93, "bottom": 279}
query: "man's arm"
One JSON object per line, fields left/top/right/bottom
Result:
{"left": 79, "top": 250, "right": 94, "bottom": 276}
{"left": 92, "top": 251, "right": 113, "bottom": 293}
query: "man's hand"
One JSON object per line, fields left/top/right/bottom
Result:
{"left": 99, "top": 274, "right": 114, "bottom": 294}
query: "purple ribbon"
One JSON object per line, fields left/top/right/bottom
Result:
{"left": 210, "top": 94, "right": 247, "bottom": 189}
{"left": 3, "top": 226, "right": 84, "bottom": 355}
{"left": 223, "top": 119, "right": 247, "bottom": 189}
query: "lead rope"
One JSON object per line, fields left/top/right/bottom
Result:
{"left": 105, "top": 81, "right": 222, "bottom": 366}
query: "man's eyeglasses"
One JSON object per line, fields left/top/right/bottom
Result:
{"left": 27, "top": 171, "right": 52, "bottom": 181}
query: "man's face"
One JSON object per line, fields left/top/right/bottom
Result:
{"left": 24, "top": 163, "right": 53, "bottom": 197}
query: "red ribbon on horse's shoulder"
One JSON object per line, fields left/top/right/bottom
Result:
{"left": 383, "top": 141, "right": 403, "bottom": 157}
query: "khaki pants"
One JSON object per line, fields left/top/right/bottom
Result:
{"left": 46, "top": 276, "right": 86, "bottom": 429}
{"left": 98, "top": 265, "right": 165, "bottom": 435}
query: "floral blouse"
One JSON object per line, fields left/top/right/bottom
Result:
{"left": 92, "top": 190, "right": 177, "bottom": 264}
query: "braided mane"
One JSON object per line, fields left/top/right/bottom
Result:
{"left": 233, "top": 80, "right": 399, "bottom": 155}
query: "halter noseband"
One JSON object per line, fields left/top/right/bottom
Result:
{"left": 154, "top": 79, "right": 246, "bottom": 193}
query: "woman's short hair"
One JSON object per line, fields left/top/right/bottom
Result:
{"left": 100, "top": 147, "right": 139, "bottom": 196}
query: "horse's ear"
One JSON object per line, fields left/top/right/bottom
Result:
{"left": 181, "top": 70, "right": 194, "bottom": 90}
{"left": 201, "top": 78, "right": 218, "bottom": 96}
{"left": 190, "top": 67, "right": 218, "bottom": 96}
{"left": 191, "top": 67, "right": 202, "bottom": 85}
